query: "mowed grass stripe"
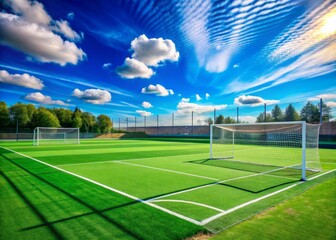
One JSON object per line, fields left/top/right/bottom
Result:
{"left": 0, "top": 147, "right": 203, "bottom": 239}
{"left": 15, "top": 144, "right": 209, "bottom": 159}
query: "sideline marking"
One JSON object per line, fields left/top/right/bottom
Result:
{"left": 0, "top": 146, "right": 202, "bottom": 226}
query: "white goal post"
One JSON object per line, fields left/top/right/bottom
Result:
{"left": 33, "top": 127, "right": 80, "bottom": 146}
{"left": 210, "top": 121, "right": 321, "bottom": 181}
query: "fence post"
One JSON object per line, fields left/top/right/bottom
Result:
{"left": 237, "top": 107, "right": 239, "bottom": 123}
{"left": 264, "top": 103, "right": 267, "bottom": 122}
{"left": 135, "top": 117, "right": 137, "bottom": 132}
{"left": 126, "top": 117, "right": 128, "bottom": 132}
{"left": 214, "top": 109, "right": 216, "bottom": 123}
{"left": 118, "top": 118, "right": 120, "bottom": 131}
{"left": 157, "top": 115, "right": 159, "bottom": 135}
{"left": 172, "top": 113, "right": 174, "bottom": 135}
{"left": 320, "top": 98, "right": 323, "bottom": 123}
{"left": 191, "top": 111, "right": 194, "bottom": 135}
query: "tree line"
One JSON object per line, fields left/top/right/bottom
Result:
{"left": 0, "top": 102, "right": 113, "bottom": 133}
{"left": 0, "top": 101, "right": 333, "bottom": 133}
{"left": 207, "top": 102, "right": 333, "bottom": 124}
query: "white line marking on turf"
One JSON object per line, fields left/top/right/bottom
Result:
{"left": 114, "top": 161, "right": 219, "bottom": 181}
{"left": 0, "top": 146, "right": 202, "bottom": 226}
{"left": 200, "top": 168, "right": 336, "bottom": 225}
{"left": 145, "top": 165, "right": 299, "bottom": 202}
{"left": 151, "top": 199, "right": 225, "bottom": 213}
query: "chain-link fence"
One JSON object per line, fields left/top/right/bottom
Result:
{"left": 111, "top": 98, "right": 335, "bottom": 138}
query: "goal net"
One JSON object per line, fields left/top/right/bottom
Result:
{"left": 210, "top": 122, "right": 321, "bottom": 180}
{"left": 33, "top": 127, "right": 80, "bottom": 146}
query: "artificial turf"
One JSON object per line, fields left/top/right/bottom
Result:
{"left": 0, "top": 138, "right": 335, "bottom": 239}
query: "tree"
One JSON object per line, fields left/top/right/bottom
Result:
{"left": 34, "top": 107, "right": 60, "bottom": 127}
{"left": 256, "top": 113, "right": 272, "bottom": 122}
{"left": 284, "top": 104, "right": 300, "bottom": 121}
{"left": 318, "top": 102, "right": 333, "bottom": 122}
{"left": 72, "top": 107, "right": 83, "bottom": 128}
{"left": 82, "top": 112, "right": 95, "bottom": 133}
{"left": 215, "top": 114, "right": 224, "bottom": 124}
{"left": 300, "top": 102, "right": 319, "bottom": 123}
{"left": 0, "top": 102, "right": 10, "bottom": 128}
{"left": 9, "top": 103, "right": 29, "bottom": 127}
{"left": 224, "top": 116, "right": 236, "bottom": 124}
{"left": 206, "top": 118, "right": 213, "bottom": 125}
{"left": 96, "top": 114, "right": 112, "bottom": 133}
{"left": 271, "top": 105, "right": 283, "bottom": 121}
{"left": 53, "top": 108, "right": 73, "bottom": 127}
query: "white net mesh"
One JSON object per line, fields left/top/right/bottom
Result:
{"left": 210, "top": 122, "right": 321, "bottom": 179}
{"left": 33, "top": 127, "right": 80, "bottom": 145}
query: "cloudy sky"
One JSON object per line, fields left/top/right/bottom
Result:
{"left": 0, "top": 0, "right": 335, "bottom": 124}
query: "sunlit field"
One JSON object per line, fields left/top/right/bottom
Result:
{"left": 1, "top": 138, "right": 335, "bottom": 239}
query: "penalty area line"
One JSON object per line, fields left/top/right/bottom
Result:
{"left": 0, "top": 146, "right": 202, "bottom": 226}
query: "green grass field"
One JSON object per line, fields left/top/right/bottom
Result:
{"left": 1, "top": 138, "right": 335, "bottom": 239}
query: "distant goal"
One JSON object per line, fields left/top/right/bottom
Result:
{"left": 210, "top": 121, "right": 321, "bottom": 181}
{"left": 33, "top": 127, "right": 80, "bottom": 146}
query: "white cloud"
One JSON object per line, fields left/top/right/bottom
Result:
{"left": 141, "top": 84, "right": 174, "bottom": 97}
{"left": 182, "top": 98, "right": 190, "bottom": 102}
{"left": 205, "top": 93, "right": 210, "bottom": 100}
{"left": 309, "top": 93, "right": 336, "bottom": 101}
{"left": 0, "top": 0, "right": 85, "bottom": 66}
{"left": 176, "top": 100, "right": 227, "bottom": 115}
{"left": 136, "top": 110, "right": 152, "bottom": 117}
{"left": 67, "top": 12, "right": 75, "bottom": 20}
{"left": 196, "top": 94, "right": 202, "bottom": 101}
{"left": 102, "top": 62, "right": 112, "bottom": 70}
{"left": 72, "top": 88, "right": 111, "bottom": 104}
{"left": 25, "top": 92, "right": 68, "bottom": 106}
{"left": 53, "top": 20, "right": 81, "bottom": 41}
{"left": 0, "top": 13, "right": 86, "bottom": 66}
{"left": 142, "top": 101, "right": 153, "bottom": 108}
{"left": 115, "top": 58, "right": 154, "bottom": 79}
{"left": 0, "top": 69, "right": 44, "bottom": 89}
{"left": 233, "top": 64, "right": 239, "bottom": 68}
{"left": 234, "top": 95, "right": 279, "bottom": 106}
{"left": 326, "top": 101, "right": 336, "bottom": 107}
{"left": 130, "top": 34, "right": 179, "bottom": 67}
{"left": 4, "top": 0, "right": 52, "bottom": 25}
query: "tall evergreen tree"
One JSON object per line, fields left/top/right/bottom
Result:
{"left": 300, "top": 102, "right": 319, "bottom": 123}
{"left": 284, "top": 104, "right": 300, "bottom": 121}
{"left": 271, "top": 105, "right": 283, "bottom": 121}
{"left": 215, "top": 114, "right": 224, "bottom": 124}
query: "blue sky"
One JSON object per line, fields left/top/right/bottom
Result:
{"left": 0, "top": 0, "right": 335, "bottom": 124}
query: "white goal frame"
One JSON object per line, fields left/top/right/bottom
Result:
{"left": 210, "top": 121, "right": 320, "bottom": 181}
{"left": 33, "top": 127, "right": 80, "bottom": 146}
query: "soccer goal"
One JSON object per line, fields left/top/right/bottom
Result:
{"left": 210, "top": 121, "right": 321, "bottom": 181}
{"left": 33, "top": 127, "right": 80, "bottom": 146}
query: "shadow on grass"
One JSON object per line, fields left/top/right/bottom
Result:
{"left": 0, "top": 151, "right": 146, "bottom": 239}
{"left": 0, "top": 147, "right": 206, "bottom": 239}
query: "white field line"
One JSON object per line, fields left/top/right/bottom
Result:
{"left": 146, "top": 164, "right": 299, "bottom": 202}
{"left": 201, "top": 168, "right": 336, "bottom": 225}
{"left": 113, "top": 161, "right": 219, "bottom": 181}
{"left": 151, "top": 199, "right": 225, "bottom": 213}
{"left": 56, "top": 152, "right": 208, "bottom": 167}
{"left": 0, "top": 146, "right": 202, "bottom": 226}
